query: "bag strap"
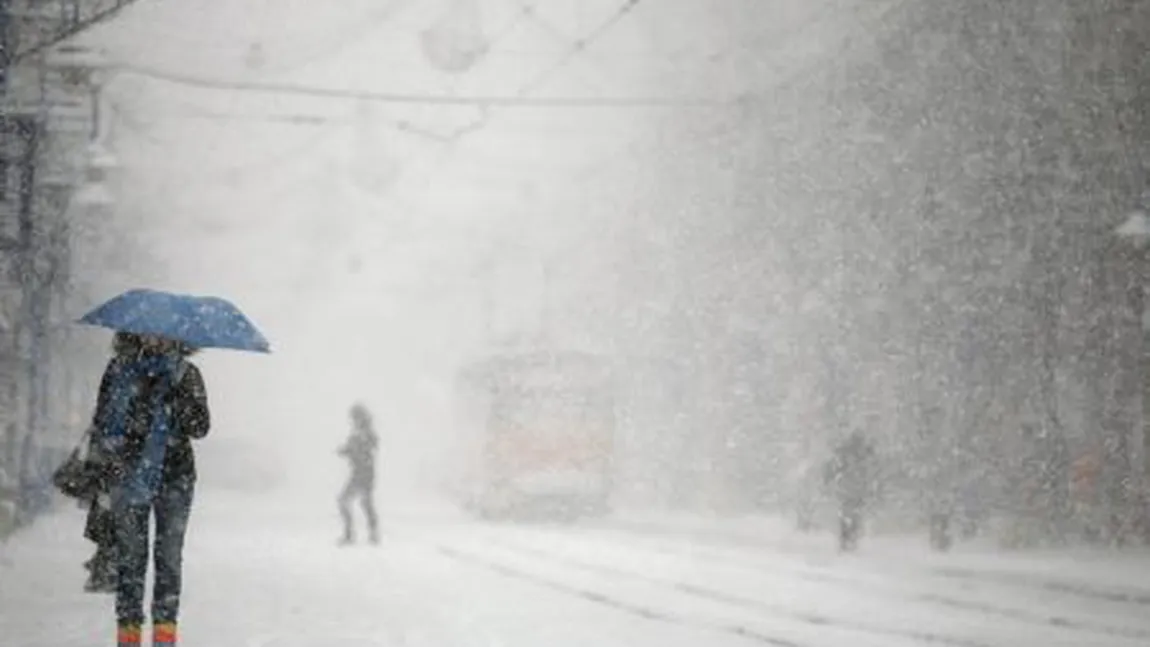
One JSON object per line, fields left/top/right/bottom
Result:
{"left": 71, "top": 425, "right": 96, "bottom": 461}
{"left": 174, "top": 358, "right": 190, "bottom": 384}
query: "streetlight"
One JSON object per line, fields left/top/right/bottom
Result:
{"left": 1114, "top": 190, "right": 1150, "bottom": 541}
{"left": 71, "top": 159, "right": 117, "bottom": 208}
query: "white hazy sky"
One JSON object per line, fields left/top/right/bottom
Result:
{"left": 67, "top": 0, "right": 863, "bottom": 506}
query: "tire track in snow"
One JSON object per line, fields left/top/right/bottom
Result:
{"left": 472, "top": 535, "right": 990, "bottom": 647}
{"left": 575, "top": 525, "right": 1150, "bottom": 642}
{"left": 435, "top": 544, "right": 805, "bottom": 647}
{"left": 601, "top": 520, "right": 1150, "bottom": 610}
{"left": 932, "top": 567, "right": 1150, "bottom": 607}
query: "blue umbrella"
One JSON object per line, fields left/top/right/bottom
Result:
{"left": 78, "top": 288, "right": 271, "bottom": 353}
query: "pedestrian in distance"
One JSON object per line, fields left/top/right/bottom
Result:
{"left": 823, "top": 430, "right": 878, "bottom": 552}
{"left": 338, "top": 402, "right": 379, "bottom": 545}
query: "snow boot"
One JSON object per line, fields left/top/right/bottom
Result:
{"left": 153, "top": 622, "right": 177, "bottom": 647}
{"left": 117, "top": 623, "right": 142, "bottom": 647}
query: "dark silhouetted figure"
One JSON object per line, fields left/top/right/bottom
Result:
{"left": 824, "top": 431, "right": 878, "bottom": 552}
{"left": 929, "top": 510, "right": 953, "bottom": 552}
{"left": 92, "top": 332, "right": 210, "bottom": 647}
{"left": 338, "top": 403, "right": 379, "bottom": 545}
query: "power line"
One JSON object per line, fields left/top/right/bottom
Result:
{"left": 114, "top": 0, "right": 901, "bottom": 189}
{"left": 109, "top": 0, "right": 689, "bottom": 211}
{"left": 513, "top": 0, "right": 642, "bottom": 99}
{"left": 404, "top": 0, "right": 910, "bottom": 204}
{"left": 106, "top": 0, "right": 701, "bottom": 112}
{"left": 102, "top": 0, "right": 677, "bottom": 207}
{"left": 399, "top": 0, "right": 652, "bottom": 197}
{"left": 118, "top": 62, "right": 724, "bottom": 108}
{"left": 510, "top": 1, "right": 612, "bottom": 96}
{"left": 357, "top": 0, "right": 545, "bottom": 147}
{"left": 123, "top": 102, "right": 457, "bottom": 142}
{"left": 340, "top": 0, "right": 555, "bottom": 196}
{"left": 140, "top": 109, "right": 334, "bottom": 126}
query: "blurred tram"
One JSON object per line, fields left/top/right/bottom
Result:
{"left": 454, "top": 348, "right": 615, "bottom": 521}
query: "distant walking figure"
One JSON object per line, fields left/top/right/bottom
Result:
{"left": 823, "top": 430, "right": 878, "bottom": 552}
{"left": 338, "top": 403, "right": 379, "bottom": 545}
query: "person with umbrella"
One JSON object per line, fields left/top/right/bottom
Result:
{"left": 94, "top": 333, "right": 209, "bottom": 647}
{"left": 77, "top": 289, "right": 268, "bottom": 647}
{"left": 337, "top": 403, "right": 380, "bottom": 545}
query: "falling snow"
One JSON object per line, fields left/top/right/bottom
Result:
{"left": 2, "top": 2, "right": 1150, "bottom": 646}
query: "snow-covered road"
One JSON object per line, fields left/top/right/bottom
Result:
{"left": 4, "top": 496, "right": 1150, "bottom": 647}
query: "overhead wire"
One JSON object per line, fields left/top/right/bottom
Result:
{"left": 396, "top": 0, "right": 650, "bottom": 197}
{"left": 365, "top": 0, "right": 708, "bottom": 207}
{"left": 104, "top": 1, "right": 491, "bottom": 192}
{"left": 91, "top": 2, "right": 430, "bottom": 167}
{"left": 354, "top": 0, "right": 545, "bottom": 155}
{"left": 99, "top": 0, "right": 691, "bottom": 206}
{"left": 111, "top": 0, "right": 902, "bottom": 224}
{"left": 405, "top": 0, "right": 911, "bottom": 205}
{"left": 339, "top": 0, "right": 543, "bottom": 208}
{"left": 129, "top": 108, "right": 334, "bottom": 126}
{"left": 126, "top": 0, "right": 895, "bottom": 172}
{"left": 509, "top": 0, "right": 643, "bottom": 100}
{"left": 162, "top": 1, "right": 912, "bottom": 321}
{"left": 115, "top": 62, "right": 717, "bottom": 108}
{"left": 510, "top": 1, "right": 613, "bottom": 96}
{"left": 153, "top": 0, "right": 540, "bottom": 163}
{"left": 105, "top": 0, "right": 717, "bottom": 114}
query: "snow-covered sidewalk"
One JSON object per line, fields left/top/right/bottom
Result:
{"left": 0, "top": 495, "right": 771, "bottom": 647}
{"left": 6, "top": 493, "right": 1150, "bottom": 647}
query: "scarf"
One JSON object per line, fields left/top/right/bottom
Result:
{"left": 99, "top": 353, "right": 185, "bottom": 506}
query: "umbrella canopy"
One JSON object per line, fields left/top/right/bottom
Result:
{"left": 78, "top": 288, "right": 271, "bottom": 353}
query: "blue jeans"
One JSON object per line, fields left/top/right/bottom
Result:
{"left": 113, "top": 478, "right": 194, "bottom": 625}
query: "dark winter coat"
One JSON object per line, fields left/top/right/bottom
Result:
{"left": 83, "top": 355, "right": 209, "bottom": 550}
{"left": 339, "top": 429, "right": 377, "bottom": 487}
{"left": 91, "top": 355, "right": 211, "bottom": 492}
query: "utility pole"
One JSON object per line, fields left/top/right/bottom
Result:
{"left": 11, "top": 112, "right": 38, "bottom": 484}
